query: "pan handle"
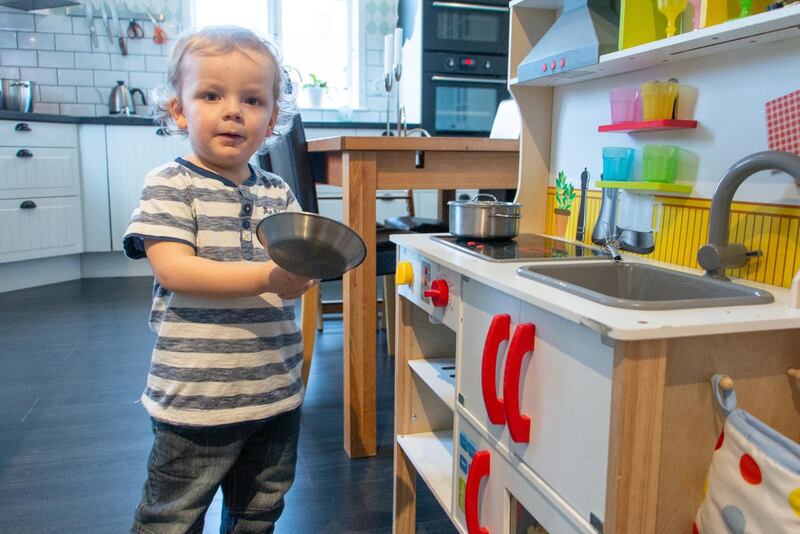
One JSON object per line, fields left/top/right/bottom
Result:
{"left": 491, "top": 213, "right": 521, "bottom": 219}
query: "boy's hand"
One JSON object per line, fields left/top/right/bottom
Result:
{"left": 268, "top": 262, "right": 316, "bottom": 300}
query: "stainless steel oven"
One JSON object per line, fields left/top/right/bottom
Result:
{"left": 422, "top": 51, "right": 508, "bottom": 135}
{"left": 422, "top": 0, "right": 509, "bottom": 55}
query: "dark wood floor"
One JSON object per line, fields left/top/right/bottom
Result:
{"left": 0, "top": 277, "right": 457, "bottom": 533}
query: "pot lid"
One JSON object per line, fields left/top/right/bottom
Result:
{"left": 448, "top": 193, "right": 522, "bottom": 207}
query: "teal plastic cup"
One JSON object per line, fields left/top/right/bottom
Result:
{"left": 602, "top": 147, "right": 635, "bottom": 181}
{"left": 642, "top": 144, "right": 679, "bottom": 183}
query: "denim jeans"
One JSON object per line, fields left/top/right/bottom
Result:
{"left": 131, "top": 407, "right": 301, "bottom": 534}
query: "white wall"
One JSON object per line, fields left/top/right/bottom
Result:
{"left": 550, "top": 36, "right": 800, "bottom": 205}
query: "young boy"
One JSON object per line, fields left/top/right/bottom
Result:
{"left": 123, "top": 26, "right": 314, "bottom": 533}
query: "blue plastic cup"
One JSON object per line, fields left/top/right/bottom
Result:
{"left": 602, "top": 147, "right": 635, "bottom": 181}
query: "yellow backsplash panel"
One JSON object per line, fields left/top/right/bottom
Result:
{"left": 545, "top": 188, "right": 800, "bottom": 288}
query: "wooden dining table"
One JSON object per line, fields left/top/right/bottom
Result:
{"left": 306, "top": 136, "right": 520, "bottom": 458}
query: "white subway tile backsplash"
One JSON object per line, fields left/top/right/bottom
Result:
{"left": 18, "top": 32, "right": 55, "bottom": 51}
{"left": 58, "top": 69, "right": 94, "bottom": 86}
{"left": 110, "top": 54, "right": 145, "bottom": 71}
{"left": 75, "top": 52, "right": 110, "bottom": 69}
{"left": 94, "top": 70, "right": 129, "bottom": 87}
{"left": 126, "top": 38, "right": 164, "bottom": 56}
{"left": 130, "top": 71, "right": 164, "bottom": 89}
{"left": 38, "top": 50, "right": 75, "bottom": 68}
{"left": 60, "top": 103, "right": 96, "bottom": 116}
{"left": 0, "top": 31, "right": 16, "bottom": 49}
{"left": 145, "top": 55, "right": 167, "bottom": 72}
{"left": 40, "top": 85, "right": 76, "bottom": 103}
{"left": 55, "top": 34, "right": 91, "bottom": 53}
{"left": 0, "top": 66, "right": 19, "bottom": 79}
{"left": 34, "top": 15, "right": 72, "bottom": 34}
{"left": 77, "top": 86, "right": 104, "bottom": 104}
{"left": 1, "top": 49, "right": 37, "bottom": 67}
{"left": 0, "top": 12, "right": 384, "bottom": 121}
{"left": 0, "top": 13, "right": 35, "bottom": 32}
{"left": 34, "top": 102, "right": 59, "bottom": 114}
{"left": 355, "top": 111, "right": 380, "bottom": 123}
{"left": 19, "top": 67, "right": 57, "bottom": 85}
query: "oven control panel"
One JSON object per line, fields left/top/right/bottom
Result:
{"left": 426, "top": 51, "right": 507, "bottom": 77}
{"left": 396, "top": 246, "right": 461, "bottom": 332}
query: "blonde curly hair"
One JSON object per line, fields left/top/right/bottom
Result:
{"left": 152, "top": 25, "right": 298, "bottom": 146}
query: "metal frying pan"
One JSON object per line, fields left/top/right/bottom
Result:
{"left": 256, "top": 212, "right": 366, "bottom": 281}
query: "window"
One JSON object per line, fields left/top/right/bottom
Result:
{"left": 190, "top": 0, "right": 360, "bottom": 109}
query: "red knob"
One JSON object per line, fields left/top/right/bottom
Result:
{"left": 550, "top": 60, "right": 556, "bottom": 70}
{"left": 541, "top": 63, "right": 547, "bottom": 72}
{"left": 423, "top": 279, "right": 449, "bottom": 307}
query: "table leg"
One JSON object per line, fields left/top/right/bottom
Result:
{"left": 341, "top": 151, "right": 378, "bottom": 458}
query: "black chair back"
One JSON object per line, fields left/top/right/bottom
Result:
{"left": 259, "top": 114, "right": 319, "bottom": 214}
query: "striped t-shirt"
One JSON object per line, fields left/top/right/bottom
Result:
{"left": 123, "top": 157, "right": 304, "bottom": 426}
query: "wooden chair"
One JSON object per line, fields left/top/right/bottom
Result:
{"left": 259, "top": 115, "right": 403, "bottom": 385}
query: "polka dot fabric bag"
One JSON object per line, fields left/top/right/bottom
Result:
{"left": 694, "top": 375, "right": 800, "bottom": 533}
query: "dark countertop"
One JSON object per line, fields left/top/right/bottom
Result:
{"left": 0, "top": 110, "right": 387, "bottom": 129}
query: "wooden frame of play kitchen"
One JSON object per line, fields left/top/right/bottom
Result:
{"left": 390, "top": 2, "right": 800, "bottom": 533}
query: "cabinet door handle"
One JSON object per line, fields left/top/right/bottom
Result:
{"left": 20, "top": 200, "right": 37, "bottom": 209}
{"left": 503, "top": 323, "right": 535, "bottom": 443}
{"left": 465, "top": 449, "right": 491, "bottom": 534}
{"left": 481, "top": 314, "right": 509, "bottom": 425}
{"left": 16, "top": 149, "right": 33, "bottom": 158}
{"left": 15, "top": 122, "right": 32, "bottom": 132}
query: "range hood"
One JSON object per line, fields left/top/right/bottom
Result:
{"left": 0, "top": 0, "right": 79, "bottom": 10}
{"left": 518, "top": 0, "right": 620, "bottom": 83}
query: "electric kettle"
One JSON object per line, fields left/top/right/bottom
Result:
{"left": 108, "top": 80, "right": 147, "bottom": 115}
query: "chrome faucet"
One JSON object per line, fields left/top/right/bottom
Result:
{"left": 698, "top": 151, "right": 800, "bottom": 280}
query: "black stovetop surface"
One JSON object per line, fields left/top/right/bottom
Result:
{"left": 432, "top": 234, "right": 609, "bottom": 262}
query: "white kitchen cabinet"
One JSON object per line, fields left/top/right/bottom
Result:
{"left": 0, "top": 120, "right": 82, "bottom": 263}
{"left": 106, "top": 126, "right": 191, "bottom": 251}
{"left": 457, "top": 279, "right": 612, "bottom": 530}
{"left": 454, "top": 413, "right": 596, "bottom": 534}
{"left": 0, "top": 196, "right": 82, "bottom": 263}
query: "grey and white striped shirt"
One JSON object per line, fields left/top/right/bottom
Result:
{"left": 123, "top": 158, "right": 304, "bottom": 426}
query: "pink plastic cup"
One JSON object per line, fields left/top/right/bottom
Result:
{"left": 610, "top": 87, "right": 640, "bottom": 124}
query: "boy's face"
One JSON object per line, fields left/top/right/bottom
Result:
{"left": 170, "top": 49, "right": 279, "bottom": 181}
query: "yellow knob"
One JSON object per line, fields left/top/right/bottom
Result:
{"left": 396, "top": 261, "right": 414, "bottom": 286}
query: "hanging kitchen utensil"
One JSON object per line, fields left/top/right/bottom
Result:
{"left": 108, "top": 0, "right": 127, "bottom": 55}
{"left": 84, "top": 1, "right": 99, "bottom": 47}
{"left": 99, "top": 0, "right": 114, "bottom": 43}
{"left": 575, "top": 167, "right": 589, "bottom": 242}
{"left": 127, "top": 19, "right": 144, "bottom": 39}
{"left": 256, "top": 212, "right": 366, "bottom": 281}
{"left": 145, "top": 8, "right": 167, "bottom": 45}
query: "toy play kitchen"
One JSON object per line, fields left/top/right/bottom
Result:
{"left": 389, "top": 1, "right": 800, "bottom": 532}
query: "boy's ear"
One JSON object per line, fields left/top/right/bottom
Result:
{"left": 265, "top": 107, "right": 279, "bottom": 137}
{"left": 168, "top": 97, "right": 188, "bottom": 129}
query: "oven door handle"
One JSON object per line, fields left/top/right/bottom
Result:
{"left": 432, "top": 1, "right": 509, "bottom": 13}
{"left": 431, "top": 75, "right": 507, "bottom": 85}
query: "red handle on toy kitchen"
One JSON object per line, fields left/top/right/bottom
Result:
{"left": 423, "top": 279, "right": 449, "bottom": 307}
{"left": 503, "top": 323, "right": 535, "bottom": 443}
{"left": 465, "top": 449, "right": 491, "bottom": 534}
{"left": 481, "top": 314, "right": 509, "bottom": 425}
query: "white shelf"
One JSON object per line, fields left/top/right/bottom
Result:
{"left": 397, "top": 432, "right": 454, "bottom": 516}
{"left": 408, "top": 358, "right": 456, "bottom": 411}
{"left": 510, "top": 0, "right": 563, "bottom": 8}
{"left": 513, "top": 4, "right": 800, "bottom": 87}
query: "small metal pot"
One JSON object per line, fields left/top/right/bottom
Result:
{"left": 448, "top": 194, "right": 522, "bottom": 240}
{"left": 1, "top": 79, "right": 35, "bottom": 112}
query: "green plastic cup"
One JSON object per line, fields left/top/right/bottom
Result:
{"left": 642, "top": 144, "right": 679, "bottom": 183}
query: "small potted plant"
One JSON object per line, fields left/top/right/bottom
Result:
{"left": 554, "top": 170, "right": 575, "bottom": 237}
{"left": 303, "top": 73, "right": 328, "bottom": 108}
